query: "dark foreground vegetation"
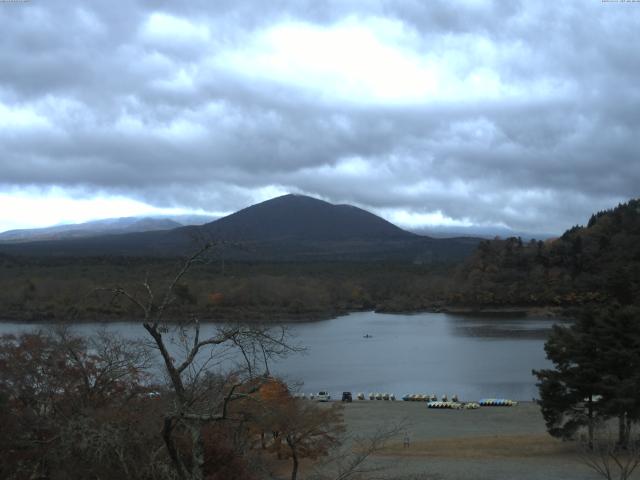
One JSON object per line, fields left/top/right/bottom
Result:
{"left": 0, "top": 329, "right": 354, "bottom": 480}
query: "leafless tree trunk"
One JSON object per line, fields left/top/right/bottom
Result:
{"left": 109, "top": 243, "right": 301, "bottom": 480}
{"left": 287, "top": 436, "right": 300, "bottom": 480}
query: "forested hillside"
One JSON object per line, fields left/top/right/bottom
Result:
{"left": 450, "top": 199, "right": 640, "bottom": 309}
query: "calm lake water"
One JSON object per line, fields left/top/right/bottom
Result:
{"left": 0, "top": 311, "right": 567, "bottom": 401}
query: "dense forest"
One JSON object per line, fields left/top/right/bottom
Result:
{"left": 450, "top": 199, "right": 640, "bottom": 310}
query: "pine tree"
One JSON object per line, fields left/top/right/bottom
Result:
{"left": 592, "top": 306, "right": 640, "bottom": 447}
{"left": 534, "top": 306, "right": 640, "bottom": 448}
{"left": 534, "top": 314, "right": 605, "bottom": 447}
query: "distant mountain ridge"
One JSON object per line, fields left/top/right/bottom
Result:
{"left": 409, "top": 225, "right": 556, "bottom": 240}
{"left": 0, "top": 194, "right": 481, "bottom": 262}
{"left": 0, "top": 215, "right": 217, "bottom": 243}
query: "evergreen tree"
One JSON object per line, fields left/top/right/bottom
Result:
{"left": 592, "top": 306, "right": 640, "bottom": 447}
{"left": 534, "top": 314, "right": 605, "bottom": 447}
{"left": 534, "top": 306, "right": 640, "bottom": 448}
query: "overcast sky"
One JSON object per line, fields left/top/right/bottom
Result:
{"left": 0, "top": 0, "right": 638, "bottom": 234}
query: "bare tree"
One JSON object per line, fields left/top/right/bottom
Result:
{"left": 309, "top": 422, "right": 406, "bottom": 480}
{"left": 579, "top": 427, "right": 640, "bottom": 480}
{"left": 109, "top": 243, "right": 300, "bottom": 480}
{"left": 265, "top": 398, "right": 346, "bottom": 480}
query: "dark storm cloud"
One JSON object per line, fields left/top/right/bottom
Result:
{"left": 0, "top": 0, "right": 638, "bottom": 233}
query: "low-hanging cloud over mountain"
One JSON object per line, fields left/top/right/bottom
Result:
{"left": 0, "top": 0, "right": 638, "bottom": 234}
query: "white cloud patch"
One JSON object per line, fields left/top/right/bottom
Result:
{"left": 219, "top": 16, "right": 566, "bottom": 104}
{"left": 383, "top": 209, "right": 474, "bottom": 228}
{"left": 140, "top": 12, "right": 210, "bottom": 45}
{"left": 0, "top": 102, "right": 51, "bottom": 129}
{"left": 0, "top": 188, "right": 216, "bottom": 231}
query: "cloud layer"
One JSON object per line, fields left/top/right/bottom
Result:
{"left": 1, "top": 0, "right": 639, "bottom": 233}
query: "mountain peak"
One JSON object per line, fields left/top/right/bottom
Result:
{"left": 0, "top": 194, "right": 484, "bottom": 261}
{"left": 204, "top": 194, "right": 415, "bottom": 242}
{"left": 258, "top": 193, "right": 330, "bottom": 205}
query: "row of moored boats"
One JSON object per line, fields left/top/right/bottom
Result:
{"left": 402, "top": 393, "right": 459, "bottom": 402}
{"left": 294, "top": 391, "right": 518, "bottom": 408}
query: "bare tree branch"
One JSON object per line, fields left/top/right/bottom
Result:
{"left": 579, "top": 429, "right": 640, "bottom": 480}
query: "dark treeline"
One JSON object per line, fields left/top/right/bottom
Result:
{"left": 0, "top": 255, "right": 455, "bottom": 322}
{"left": 450, "top": 199, "right": 640, "bottom": 310}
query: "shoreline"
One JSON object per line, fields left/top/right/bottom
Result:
{"left": 0, "top": 304, "right": 568, "bottom": 324}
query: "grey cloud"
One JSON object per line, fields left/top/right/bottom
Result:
{"left": 0, "top": 0, "right": 639, "bottom": 233}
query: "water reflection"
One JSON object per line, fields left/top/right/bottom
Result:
{"left": 447, "top": 314, "right": 572, "bottom": 339}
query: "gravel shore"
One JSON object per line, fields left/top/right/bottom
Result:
{"left": 334, "top": 400, "right": 630, "bottom": 480}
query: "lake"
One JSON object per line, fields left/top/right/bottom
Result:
{"left": 0, "top": 311, "right": 567, "bottom": 401}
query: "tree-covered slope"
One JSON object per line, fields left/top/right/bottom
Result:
{"left": 450, "top": 199, "right": 640, "bottom": 308}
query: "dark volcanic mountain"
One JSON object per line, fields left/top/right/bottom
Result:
{"left": 203, "top": 194, "right": 414, "bottom": 241}
{"left": 0, "top": 194, "right": 481, "bottom": 262}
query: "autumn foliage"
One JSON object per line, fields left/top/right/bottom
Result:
{"left": 0, "top": 330, "right": 166, "bottom": 480}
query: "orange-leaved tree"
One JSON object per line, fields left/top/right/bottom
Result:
{"left": 265, "top": 395, "right": 345, "bottom": 480}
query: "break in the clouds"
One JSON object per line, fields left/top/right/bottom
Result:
{"left": 0, "top": 0, "right": 639, "bottom": 234}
